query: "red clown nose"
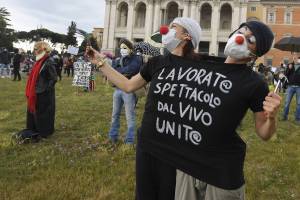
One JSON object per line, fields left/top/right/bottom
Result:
{"left": 235, "top": 36, "right": 244, "bottom": 45}
{"left": 160, "top": 25, "right": 169, "bottom": 35}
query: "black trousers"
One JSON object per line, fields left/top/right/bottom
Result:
{"left": 56, "top": 68, "right": 62, "bottom": 81}
{"left": 13, "top": 68, "right": 21, "bottom": 80}
{"left": 136, "top": 142, "right": 176, "bottom": 200}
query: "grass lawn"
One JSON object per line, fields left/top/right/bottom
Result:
{"left": 0, "top": 74, "right": 299, "bottom": 200}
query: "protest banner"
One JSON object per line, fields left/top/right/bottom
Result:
{"left": 67, "top": 46, "right": 79, "bottom": 55}
{"left": 72, "top": 61, "right": 91, "bottom": 88}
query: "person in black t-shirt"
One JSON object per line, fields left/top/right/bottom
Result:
{"left": 174, "top": 21, "right": 281, "bottom": 200}
{"left": 86, "top": 18, "right": 281, "bottom": 200}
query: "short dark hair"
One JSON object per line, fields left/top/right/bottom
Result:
{"left": 119, "top": 38, "right": 133, "bottom": 50}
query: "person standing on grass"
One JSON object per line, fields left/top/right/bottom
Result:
{"left": 86, "top": 18, "right": 281, "bottom": 200}
{"left": 174, "top": 20, "right": 281, "bottom": 200}
{"left": 282, "top": 58, "right": 300, "bottom": 123}
{"left": 0, "top": 48, "right": 10, "bottom": 78}
{"left": 25, "top": 41, "right": 57, "bottom": 138}
{"left": 107, "top": 38, "right": 143, "bottom": 144}
{"left": 12, "top": 49, "right": 23, "bottom": 81}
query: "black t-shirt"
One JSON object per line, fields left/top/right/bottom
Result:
{"left": 139, "top": 54, "right": 269, "bottom": 190}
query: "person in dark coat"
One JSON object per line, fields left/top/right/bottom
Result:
{"left": 51, "top": 51, "right": 63, "bottom": 81}
{"left": 25, "top": 41, "right": 57, "bottom": 138}
{"left": 12, "top": 49, "right": 23, "bottom": 81}
{"left": 0, "top": 48, "right": 10, "bottom": 78}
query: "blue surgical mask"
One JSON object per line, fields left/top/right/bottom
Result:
{"left": 162, "top": 29, "right": 182, "bottom": 52}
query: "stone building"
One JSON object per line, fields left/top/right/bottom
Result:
{"left": 260, "top": 0, "right": 300, "bottom": 67}
{"left": 102, "top": 0, "right": 248, "bottom": 56}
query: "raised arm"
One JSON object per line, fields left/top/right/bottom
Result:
{"left": 86, "top": 47, "right": 147, "bottom": 93}
{"left": 254, "top": 92, "right": 281, "bottom": 141}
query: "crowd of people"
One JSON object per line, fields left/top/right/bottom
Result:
{"left": 2, "top": 17, "right": 300, "bottom": 200}
{"left": 254, "top": 58, "right": 300, "bottom": 122}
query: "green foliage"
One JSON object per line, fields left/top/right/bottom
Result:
{"left": 15, "top": 29, "right": 68, "bottom": 45}
{"left": 0, "top": 76, "right": 299, "bottom": 200}
{"left": 66, "top": 21, "right": 77, "bottom": 47}
{"left": 79, "top": 35, "right": 99, "bottom": 53}
{"left": 0, "top": 7, "right": 14, "bottom": 50}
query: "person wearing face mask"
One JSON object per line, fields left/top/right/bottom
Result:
{"left": 174, "top": 20, "right": 281, "bottom": 200}
{"left": 107, "top": 38, "right": 143, "bottom": 144}
{"left": 86, "top": 17, "right": 201, "bottom": 200}
{"left": 85, "top": 18, "right": 281, "bottom": 200}
{"left": 14, "top": 41, "right": 57, "bottom": 142}
{"left": 282, "top": 58, "right": 300, "bottom": 123}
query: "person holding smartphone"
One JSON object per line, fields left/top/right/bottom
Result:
{"left": 86, "top": 18, "right": 281, "bottom": 200}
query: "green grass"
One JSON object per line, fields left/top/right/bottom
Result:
{"left": 0, "top": 75, "right": 299, "bottom": 200}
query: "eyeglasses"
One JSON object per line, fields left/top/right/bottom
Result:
{"left": 237, "top": 26, "right": 256, "bottom": 45}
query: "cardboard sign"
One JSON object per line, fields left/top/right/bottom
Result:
{"left": 72, "top": 61, "right": 91, "bottom": 87}
{"left": 67, "top": 46, "right": 79, "bottom": 55}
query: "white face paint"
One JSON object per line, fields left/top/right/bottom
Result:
{"left": 120, "top": 48, "right": 129, "bottom": 57}
{"left": 162, "top": 28, "right": 182, "bottom": 52}
{"left": 224, "top": 34, "right": 253, "bottom": 60}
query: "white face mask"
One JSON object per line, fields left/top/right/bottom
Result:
{"left": 162, "top": 28, "right": 182, "bottom": 52}
{"left": 36, "top": 51, "right": 46, "bottom": 61}
{"left": 120, "top": 48, "right": 129, "bottom": 57}
{"left": 224, "top": 34, "right": 253, "bottom": 60}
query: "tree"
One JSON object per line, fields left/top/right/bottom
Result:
{"left": 15, "top": 29, "right": 68, "bottom": 45}
{"left": 79, "top": 35, "right": 99, "bottom": 53}
{"left": 76, "top": 28, "right": 99, "bottom": 53}
{"left": 65, "top": 21, "right": 77, "bottom": 47}
{"left": 0, "top": 7, "right": 15, "bottom": 50}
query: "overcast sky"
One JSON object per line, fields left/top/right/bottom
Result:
{"left": 1, "top": 0, "right": 106, "bottom": 34}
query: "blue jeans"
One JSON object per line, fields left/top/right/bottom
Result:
{"left": 0, "top": 64, "right": 10, "bottom": 78}
{"left": 282, "top": 85, "right": 300, "bottom": 121}
{"left": 108, "top": 88, "right": 136, "bottom": 144}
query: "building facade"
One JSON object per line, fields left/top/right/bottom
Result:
{"left": 260, "top": 0, "right": 300, "bottom": 67}
{"left": 92, "top": 27, "right": 104, "bottom": 49}
{"left": 102, "top": 0, "right": 248, "bottom": 56}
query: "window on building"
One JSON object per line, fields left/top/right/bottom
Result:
{"left": 250, "top": 6, "right": 256, "bottom": 12}
{"left": 266, "top": 58, "right": 273, "bottom": 67}
{"left": 198, "top": 42, "right": 210, "bottom": 54}
{"left": 283, "top": 58, "right": 289, "bottom": 65}
{"left": 218, "top": 42, "right": 227, "bottom": 57}
{"left": 267, "top": 12, "right": 275, "bottom": 24}
{"left": 285, "top": 12, "right": 292, "bottom": 24}
{"left": 283, "top": 33, "right": 292, "bottom": 37}
{"left": 117, "top": 3, "right": 128, "bottom": 27}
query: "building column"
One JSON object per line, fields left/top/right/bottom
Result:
{"left": 102, "top": 0, "right": 111, "bottom": 50}
{"left": 183, "top": 0, "right": 189, "bottom": 17}
{"left": 126, "top": 0, "right": 134, "bottom": 40}
{"left": 210, "top": 2, "right": 220, "bottom": 55}
{"left": 153, "top": 0, "right": 161, "bottom": 31}
{"left": 232, "top": 3, "right": 240, "bottom": 31}
{"left": 190, "top": 0, "right": 197, "bottom": 20}
{"left": 262, "top": 6, "right": 267, "bottom": 23}
{"left": 240, "top": 3, "right": 247, "bottom": 24}
{"left": 108, "top": 0, "right": 117, "bottom": 51}
{"left": 145, "top": 0, "right": 154, "bottom": 40}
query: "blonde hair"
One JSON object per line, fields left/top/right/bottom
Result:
{"left": 34, "top": 41, "right": 52, "bottom": 53}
